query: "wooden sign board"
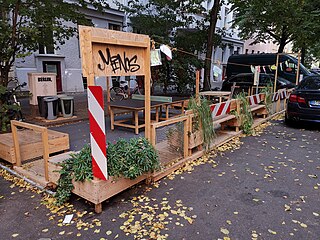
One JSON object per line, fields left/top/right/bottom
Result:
{"left": 79, "top": 26, "right": 150, "bottom": 82}
{"left": 78, "top": 26, "right": 152, "bottom": 140}
{"left": 92, "top": 44, "right": 145, "bottom": 76}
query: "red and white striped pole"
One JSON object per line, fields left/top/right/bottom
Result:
{"left": 88, "top": 86, "right": 108, "bottom": 180}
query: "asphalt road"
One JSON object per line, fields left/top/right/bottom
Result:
{"left": 1, "top": 118, "right": 319, "bottom": 240}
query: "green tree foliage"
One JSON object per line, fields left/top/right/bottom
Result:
{"left": 119, "top": 0, "right": 222, "bottom": 94}
{"left": 230, "top": 0, "right": 320, "bottom": 57}
{"left": 0, "top": 0, "right": 107, "bottom": 87}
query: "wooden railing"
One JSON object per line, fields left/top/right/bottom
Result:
{"left": 10, "top": 120, "right": 50, "bottom": 181}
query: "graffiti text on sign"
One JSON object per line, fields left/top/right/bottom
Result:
{"left": 97, "top": 48, "right": 140, "bottom": 74}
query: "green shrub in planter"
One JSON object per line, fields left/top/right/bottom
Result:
{"left": 107, "top": 137, "right": 160, "bottom": 180}
{"left": 55, "top": 138, "right": 159, "bottom": 205}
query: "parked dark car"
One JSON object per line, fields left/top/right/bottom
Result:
{"left": 226, "top": 54, "right": 313, "bottom": 83}
{"left": 221, "top": 73, "right": 296, "bottom": 93}
{"left": 285, "top": 76, "right": 320, "bottom": 124}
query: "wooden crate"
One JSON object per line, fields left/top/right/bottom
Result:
{"left": 0, "top": 129, "right": 69, "bottom": 164}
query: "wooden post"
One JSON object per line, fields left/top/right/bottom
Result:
{"left": 79, "top": 26, "right": 95, "bottom": 86}
{"left": 106, "top": 76, "right": 111, "bottom": 115}
{"left": 236, "top": 99, "right": 241, "bottom": 132}
{"left": 95, "top": 203, "right": 102, "bottom": 213}
{"left": 151, "top": 125, "right": 156, "bottom": 147}
{"left": 11, "top": 121, "right": 21, "bottom": 167}
{"left": 196, "top": 70, "right": 200, "bottom": 100}
{"left": 274, "top": 53, "right": 280, "bottom": 93}
{"left": 296, "top": 51, "right": 301, "bottom": 85}
{"left": 276, "top": 92, "right": 281, "bottom": 112}
{"left": 183, "top": 119, "right": 189, "bottom": 158}
{"left": 144, "top": 40, "right": 151, "bottom": 140}
{"left": 41, "top": 128, "right": 50, "bottom": 181}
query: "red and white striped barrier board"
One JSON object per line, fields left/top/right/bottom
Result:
{"left": 88, "top": 86, "right": 108, "bottom": 180}
{"left": 210, "top": 101, "right": 231, "bottom": 119}
{"left": 279, "top": 89, "right": 288, "bottom": 100}
{"left": 272, "top": 92, "right": 279, "bottom": 102}
{"left": 249, "top": 94, "right": 261, "bottom": 106}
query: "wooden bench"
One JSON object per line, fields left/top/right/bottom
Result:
{"left": 210, "top": 99, "right": 240, "bottom": 131}
{"left": 247, "top": 93, "right": 267, "bottom": 118}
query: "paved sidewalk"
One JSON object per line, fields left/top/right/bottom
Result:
{"left": 1, "top": 119, "right": 320, "bottom": 239}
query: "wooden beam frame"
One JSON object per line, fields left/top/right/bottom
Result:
{"left": 11, "top": 120, "right": 50, "bottom": 181}
{"left": 79, "top": 26, "right": 151, "bottom": 140}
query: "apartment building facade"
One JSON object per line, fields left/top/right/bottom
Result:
{"left": 14, "top": 1, "right": 126, "bottom": 93}
{"left": 13, "top": 0, "right": 243, "bottom": 92}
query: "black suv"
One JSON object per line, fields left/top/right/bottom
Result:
{"left": 221, "top": 73, "right": 296, "bottom": 92}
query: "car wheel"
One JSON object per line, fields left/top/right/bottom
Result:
{"left": 284, "top": 114, "right": 295, "bottom": 126}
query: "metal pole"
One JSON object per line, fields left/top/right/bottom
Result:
{"left": 296, "top": 52, "right": 301, "bottom": 85}
{"left": 273, "top": 54, "right": 280, "bottom": 93}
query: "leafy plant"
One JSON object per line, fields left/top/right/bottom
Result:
{"left": 55, "top": 145, "right": 93, "bottom": 206}
{"left": 235, "top": 93, "right": 253, "bottom": 135}
{"left": 55, "top": 138, "right": 160, "bottom": 205}
{"left": 107, "top": 138, "right": 160, "bottom": 180}
{"left": 188, "top": 96, "right": 215, "bottom": 150}
{"left": 261, "top": 83, "right": 273, "bottom": 115}
{"left": 0, "top": 85, "right": 22, "bottom": 132}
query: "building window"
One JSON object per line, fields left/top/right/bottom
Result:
{"left": 251, "top": 50, "right": 254, "bottom": 54}
{"left": 257, "top": 51, "right": 260, "bottom": 54}
{"left": 38, "top": 30, "right": 54, "bottom": 54}
{"left": 109, "top": 23, "right": 121, "bottom": 31}
{"left": 229, "top": 46, "right": 234, "bottom": 56}
{"left": 245, "top": 49, "right": 249, "bottom": 54}
{"left": 224, "top": 7, "right": 229, "bottom": 29}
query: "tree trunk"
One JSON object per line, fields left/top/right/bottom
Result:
{"left": 277, "top": 40, "right": 286, "bottom": 53}
{"left": 203, "top": 0, "right": 220, "bottom": 91}
{"left": 0, "top": 66, "right": 11, "bottom": 87}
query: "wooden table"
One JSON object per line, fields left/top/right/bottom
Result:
{"left": 109, "top": 99, "right": 187, "bottom": 134}
{"left": 199, "top": 91, "right": 231, "bottom": 103}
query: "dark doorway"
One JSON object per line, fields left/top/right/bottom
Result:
{"left": 43, "top": 61, "right": 62, "bottom": 92}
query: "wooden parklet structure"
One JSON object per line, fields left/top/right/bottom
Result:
{"left": 0, "top": 26, "right": 294, "bottom": 213}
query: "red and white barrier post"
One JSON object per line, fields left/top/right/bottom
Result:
{"left": 88, "top": 86, "right": 108, "bottom": 180}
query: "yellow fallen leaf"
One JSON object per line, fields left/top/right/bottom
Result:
{"left": 313, "top": 212, "right": 319, "bottom": 217}
{"left": 76, "top": 233, "right": 81, "bottom": 237}
{"left": 252, "top": 233, "right": 258, "bottom": 238}
{"left": 106, "top": 230, "right": 112, "bottom": 235}
{"left": 300, "top": 223, "right": 307, "bottom": 228}
{"left": 284, "top": 204, "right": 291, "bottom": 211}
{"left": 94, "top": 229, "right": 100, "bottom": 233}
{"left": 42, "top": 228, "right": 49, "bottom": 233}
{"left": 59, "top": 231, "right": 65, "bottom": 235}
{"left": 268, "top": 229, "right": 277, "bottom": 235}
{"left": 12, "top": 233, "right": 19, "bottom": 238}
{"left": 220, "top": 228, "right": 229, "bottom": 235}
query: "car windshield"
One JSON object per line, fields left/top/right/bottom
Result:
{"left": 298, "top": 77, "right": 320, "bottom": 90}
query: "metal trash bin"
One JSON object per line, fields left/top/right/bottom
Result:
{"left": 37, "top": 96, "right": 46, "bottom": 117}
{"left": 44, "top": 96, "right": 59, "bottom": 120}
{"left": 57, "top": 94, "right": 68, "bottom": 114}
{"left": 60, "top": 96, "right": 74, "bottom": 118}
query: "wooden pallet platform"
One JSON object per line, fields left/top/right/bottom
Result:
{"left": 0, "top": 129, "right": 69, "bottom": 164}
